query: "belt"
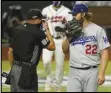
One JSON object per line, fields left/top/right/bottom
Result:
{"left": 13, "top": 61, "right": 22, "bottom": 66}
{"left": 70, "top": 66, "right": 98, "bottom": 70}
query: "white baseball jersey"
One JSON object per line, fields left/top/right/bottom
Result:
{"left": 69, "top": 23, "right": 110, "bottom": 68}
{"left": 42, "top": 5, "right": 73, "bottom": 37}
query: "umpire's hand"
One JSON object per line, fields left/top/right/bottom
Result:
{"left": 42, "top": 20, "right": 48, "bottom": 30}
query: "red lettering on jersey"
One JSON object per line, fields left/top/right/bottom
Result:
{"left": 86, "top": 44, "right": 91, "bottom": 54}
{"left": 92, "top": 45, "right": 97, "bottom": 54}
{"left": 62, "top": 17, "right": 66, "bottom": 24}
{"left": 58, "top": 16, "right": 62, "bottom": 19}
{"left": 85, "top": 44, "right": 97, "bottom": 54}
{"left": 51, "top": 16, "right": 64, "bottom": 23}
{"left": 55, "top": 16, "right": 58, "bottom": 19}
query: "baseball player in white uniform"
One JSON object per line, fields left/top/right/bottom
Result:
{"left": 62, "top": 4, "right": 110, "bottom": 92}
{"left": 42, "top": 1, "right": 73, "bottom": 92}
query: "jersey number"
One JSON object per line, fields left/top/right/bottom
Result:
{"left": 85, "top": 44, "right": 97, "bottom": 54}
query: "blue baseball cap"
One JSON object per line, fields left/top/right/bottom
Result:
{"left": 69, "top": 4, "right": 88, "bottom": 15}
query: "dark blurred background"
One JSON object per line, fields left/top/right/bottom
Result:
{"left": 1, "top": 1, "right": 111, "bottom": 60}
{"left": 1, "top": 1, "right": 75, "bottom": 44}
{"left": 2, "top": 1, "right": 111, "bottom": 43}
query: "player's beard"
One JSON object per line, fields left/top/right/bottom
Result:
{"left": 74, "top": 16, "right": 83, "bottom": 26}
{"left": 79, "top": 17, "right": 84, "bottom": 25}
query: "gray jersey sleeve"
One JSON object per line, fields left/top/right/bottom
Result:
{"left": 97, "top": 28, "right": 110, "bottom": 50}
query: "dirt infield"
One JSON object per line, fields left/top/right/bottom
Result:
{"left": 2, "top": 44, "right": 111, "bottom": 60}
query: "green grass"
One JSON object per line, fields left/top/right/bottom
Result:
{"left": 98, "top": 86, "right": 111, "bottom": 92}
{"left": 2, "top": 86, "right": 111, "bottom": 92}
{"left": 2, "top": 60, "right": 111, "bottom": 75}
{"left": 2, "top": 60, "right": 111, "bottom": 92}
{"left": 2, "top": 87, "right": 10, "bottom": 92}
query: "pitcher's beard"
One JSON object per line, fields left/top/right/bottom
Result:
{"left": 73, "top": 17, "right": 83, "bottom": 26}
{"left": 79, "top": 18, "right": 84, "bottom": 26}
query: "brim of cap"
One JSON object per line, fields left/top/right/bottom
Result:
{"left": 68, "top": 11, "right": 87, "bottom": 15}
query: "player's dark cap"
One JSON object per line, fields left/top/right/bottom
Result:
{"left": 25, "top": 9, "right": 46, "bottom": 20}
{"left": 69, "top": 4, "right": 88, "bottom": 15}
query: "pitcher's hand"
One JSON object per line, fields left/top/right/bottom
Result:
{"left": 98, "top": 72, "right": 105, "bottom": 85}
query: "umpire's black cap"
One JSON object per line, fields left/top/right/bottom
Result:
{"left": 25, "top": 9, "right": 46, "bottom": 20}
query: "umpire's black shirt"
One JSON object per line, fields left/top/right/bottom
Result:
{"left": 10, "top": 23, "right": 49, "bottom": 66}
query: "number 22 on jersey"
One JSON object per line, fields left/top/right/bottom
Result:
{"left": 85, "top": 44, "right": 97, "bottom": 54}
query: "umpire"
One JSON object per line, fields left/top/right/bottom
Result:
{"left": 7, "top": 9, "right": 55, "bottom": 92}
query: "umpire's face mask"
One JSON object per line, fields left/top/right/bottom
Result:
{"left": 52, "top": 1, "right": 62, "bottom": 7}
